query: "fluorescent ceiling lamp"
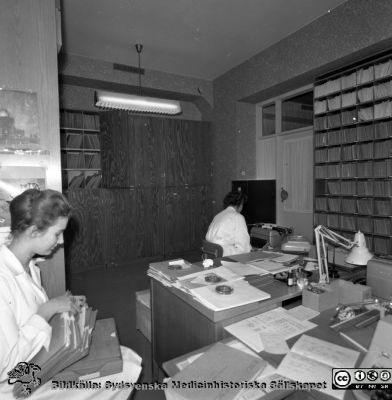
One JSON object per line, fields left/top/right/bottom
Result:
{"left": 95, "top": 44, "right": 182, "bottom": 115}
{"left": 95, "top": 90, "right": 182, "bottom": 115}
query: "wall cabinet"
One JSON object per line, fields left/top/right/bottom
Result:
{"left": 64, "top": 112, "right": 212, "bottom": 273}
{"left": 100, "top": 113, "right": 211, "bottom": 188}
{"left": 64, "top": 187, "right": 164, "bottom": 273}
{"left": 314, "top": 51, "right": 392, "bottom": 257}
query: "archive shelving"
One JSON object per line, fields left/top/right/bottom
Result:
{"left": 314, "top": 51, "right": 392, "bottom": 258}
{"left": 60, "top": 110, "right": 102, "bottom": 190}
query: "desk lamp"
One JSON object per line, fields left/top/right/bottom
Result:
{"left": 314, "top": 225, "right": 373, "bottom": 285}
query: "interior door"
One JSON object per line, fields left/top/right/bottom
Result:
{"left": 276, "top": 128, "right": 314, "bottom": 240}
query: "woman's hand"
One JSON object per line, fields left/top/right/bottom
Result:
{"left": 37, "top": 292, "right": 80, "bottom": 321}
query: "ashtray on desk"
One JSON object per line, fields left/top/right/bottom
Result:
{"left": 168, "top": 264, "right": 183, "bottom": 270}
{"left": 215, "top": 285, "right": 234, "bottom": 295}
{"left": 204, "top": 273, "right": 222, "bottom": 283}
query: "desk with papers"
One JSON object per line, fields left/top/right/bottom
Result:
{"left": 149, "top": 250, "right": 303, "bottom": 378}
{"left": 162, "top": 307, "right": 367, "bottom": 400}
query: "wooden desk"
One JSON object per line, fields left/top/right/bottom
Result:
{"left": 150, "top": 265, "right": 302, "bottom": 378}
{"left": 163, "top": 307, "right": 366, "bottom": 400}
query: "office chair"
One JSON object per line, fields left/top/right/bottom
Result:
{"left": 201, "top": 240, "right": 224, "bottom": 259}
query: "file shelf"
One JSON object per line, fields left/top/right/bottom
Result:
{"left": 314, "top": 51, "right": 392, "bottom": 258}
{"left": 60, "top": 110, "right": 102, "bottom": 190}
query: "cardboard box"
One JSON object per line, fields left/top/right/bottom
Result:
{"left": 335, "top": 279, "right": 372, "bottom": 304}
{"left": 136, "top": 289, "right": 151, "bottom": 342}
{"left": 302, "top": 286, "right": 339, "bottom": 312}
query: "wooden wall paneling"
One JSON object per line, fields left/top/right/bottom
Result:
{"left": 164, "top": 186, "right": 191, "bottom": 255}
{"left": 180, "top": 120, "right": 198, "bottom": 186}
{"left": 189, "top": 185, "right": 212, "bottom": 251}
{"left": 64, "top": 190, "right": 106, "bottom": 273}
{"left": 103, "top": 188, "right": 137, "bottom": 267}
{"left": 100, "top": 111, "right": 136, "bottom": 187}
{"left": 194, "top": 121, "right": 212, "bottom": 185}
{"left": 134, "top": 116, "right": 164, "bottom": 187}
{"left": 164, "top": 120, "right": 192, "bottom": 186}
{"left": 135, "top": 186, "right": 164, "bottom": 258}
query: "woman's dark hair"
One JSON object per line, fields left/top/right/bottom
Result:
{"left": 223, "top": 190, "right": 248, "bottom": 208}
{"left": 10, "top": 189, "right": 72, "bottom": 235}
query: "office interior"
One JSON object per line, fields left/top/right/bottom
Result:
{"left": 1, "top": 0, "right": 392, "bottom": 398}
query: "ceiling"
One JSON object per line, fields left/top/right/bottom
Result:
{"left": 61, "top": 0, "right": 348, "bottom": 81}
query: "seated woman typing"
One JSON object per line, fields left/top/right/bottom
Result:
{"left": 205, "top": 190, "right": 252, "bottom": 256}
{"left": 0, "top": 189, "right": 141, "bottom": 399}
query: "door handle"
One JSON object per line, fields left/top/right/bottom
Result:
{"left": 281, "top": 187, "right": 288, "bottom": 202}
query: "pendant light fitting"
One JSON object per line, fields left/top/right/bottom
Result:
{"left": 95, "top": 44, "right": 182, "bottom": 115}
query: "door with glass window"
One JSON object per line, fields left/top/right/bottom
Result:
{"left": 256, "top": 86, "right": 314, "bottom": 239}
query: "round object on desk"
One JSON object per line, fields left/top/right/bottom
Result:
{"left": 168, "top": 264, "right": 183, "bottom": 270}
{"left": 215, "top": 285, "right": 234, "bottom": 295}
{"left": 204, "top": 273, "right": 222, "bottom": 283}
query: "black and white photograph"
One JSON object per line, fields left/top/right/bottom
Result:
{"left": 1, "top": 1, "right": 392, "bottom": 400}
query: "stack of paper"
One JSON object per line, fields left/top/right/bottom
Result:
{"left": 147, "top": 259, "right": 202, "bottom": 286}
{"left": 13, "top": 305, "right": 97, "bottom": 397}
{"left": 189, "top": 279, "right": 271, "bottom": 312}
{"left": 220, "top": 261, "right": 270, "bottom": 277}
{"left": 176, "top": 266, "right": 244, "bottom": 293}
{"left": 224, "top": 307, "right": 317, "bottom": 353}
{"left": 246, "top": 259, "right": 298, "bottom": 275}
{"left": 165, "top": 342, "right": 267, "bottom": 400}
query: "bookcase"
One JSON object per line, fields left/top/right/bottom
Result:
{"left": 60, "top": 110, "right": 102, "bottom": 190}
{"left": 314, "top": 51, "right": 392, "bottom": 258}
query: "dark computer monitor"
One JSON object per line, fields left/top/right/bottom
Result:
{"left": 232, "top": 179, "right": 276, "bottom": 226}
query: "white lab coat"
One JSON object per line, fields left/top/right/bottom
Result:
{"left": 0, "top": 245, "right": 142, "bottom": 399}
{"left": 205, "top": 206, "right": 252, "bottom": 256}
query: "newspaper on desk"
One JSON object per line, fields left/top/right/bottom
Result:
{"left": 224, "top": 307, "right": 317, "bottom": 353}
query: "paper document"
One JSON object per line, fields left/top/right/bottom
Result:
{"left": 237, "top": 369, "right": 288, "bottom": 400}
{"left": 227, "top": 250, "right": 282, "bottom": 263}
{"left": 286, "top": 305, "right": 320, "bottom": 321}
{"left": 277, "top": 334, "right": 359, "bottom": 400}
{"left": 224, "top": 307, "right": 316, "bottom": 352}
{"left": 272, "top": 254, "right": 299, "bottom": 263}
{"left": 247, "top": 259, "right": 294, "bottom": 274}
{"left": 220, "top": 260, "right": 269, "bottom": 277}
{"left": 176, "top": 266, "right": 243, "bottom": 292}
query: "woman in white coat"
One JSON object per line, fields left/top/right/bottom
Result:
{"left": 0, "top": 189, "right": 141, "bottom": 399}
{"left": 205, "top": 190, "right": 252, "bottom": 256}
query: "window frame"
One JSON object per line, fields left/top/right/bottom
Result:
{"left": 256, "top": 84, "right": 314, "bottom": 138}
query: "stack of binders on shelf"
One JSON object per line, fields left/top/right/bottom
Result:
{"left": 13, "top": 304, "right": 97, "bottom": 396}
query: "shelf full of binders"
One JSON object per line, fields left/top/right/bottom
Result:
{"left": 313, "top": 213, "right": 391, "bottom": 256}
{"left": 62, "top": 170, "right": 102, "bottom": 190}
{"left": 59, "top": 110, "right": 101, "bottom": 190}
{"left": 314, "top": 56, "right": 392, "bottom": 103}
{"left": 60, "top": 110, "right": 100, "bottom": 131}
